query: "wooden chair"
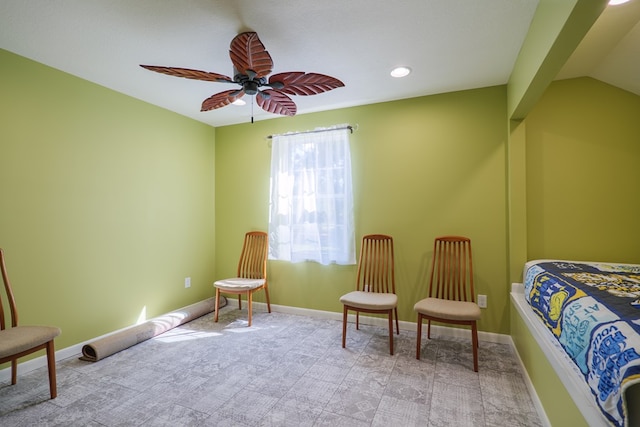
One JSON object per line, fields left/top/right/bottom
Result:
{"left": 414, "top": 236, "right": 481, "bottom": 371}
{"left": 340, "top": 234, "right": 399, "bottom": 355}
{"left": 0, "top": 248, "right": 61, "bottom": 399}
{"left": 214, "top": 231, "right": 270, "bottom": 327}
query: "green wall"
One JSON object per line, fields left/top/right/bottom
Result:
{"left": 0, "top": 49, "right": 217, "bottom": 352}
{"left": 2, "top": 1, "right": 635, "bottom": 423}
{"left": 215, "top": 86, "right": 511, "bottom": 334}
{"left": 508, "top": 0, "right": 607, "bottom": 120}
{"left": 506, "top": 2, "right": 639, "bottom": 424}
{"left": 525, "top": 77, "right": 640, "bottom": 263}
{"left": 2, "top": 0, "right": 635, "bottom": 374}
{"left": 510, "top": 78, "right": 640, "bottom": 426}
{"left": 505, "top": 0, "right": 608, "bottom": 283}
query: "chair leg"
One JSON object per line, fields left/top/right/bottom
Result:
{"left": 46, "top": 340, "right": 57, "bottom": 399}
{"left": 356, "top": 312, "right": 360, "bottom": 330}
{"left": 214, "top": 288, "right": 220, "bottom": 323}
{"left": 416, "top": 314, "right": 423, "bottom": 360}
{"left": 11, "top": 359, "right": 17, "bottom": 385}
{"left": 247, "top": 290, "right": 253, "bottom": 327}
{"left": 427, "top": 319, "right": 432, "bottom": 339}
{"left": 342, "top": 306, "right": 348, "bottom": 348}
{"left": 394, "top": 307, "right": 400, "bottom": 334}
{"left": 238, "top": 295, "right": 242, "bottom": 310}
{"left": 264, "top": 285, "right": 271, "bottom": 313}
{"left": 472, "top": 321, "right": 479, "bottom": 372}
{"left": 388, "top": 310, "right": 394, "bottom": 355}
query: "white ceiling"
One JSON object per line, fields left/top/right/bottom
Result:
{"left": 557, "top": 0, "right": 640, "bottom": 92}
{"left": 1, "top": 1, "right": 638, "bottom": 128}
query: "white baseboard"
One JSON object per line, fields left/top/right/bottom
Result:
{"left": 1, "top": 302, "right": 511, "bottom": 381}
{"left": 0, "top": 323, "right": 148, "bottom": 382}
{"left": 260, "top": 302, "right": 511, "bottom": 345}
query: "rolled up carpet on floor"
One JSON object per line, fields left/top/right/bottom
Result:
{"left": 79, "top": 296, "right": 227, "bottom": 362}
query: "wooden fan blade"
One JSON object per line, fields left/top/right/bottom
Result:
{"left": 140, "top": 65, "right": 234, "bottom": 83}
{"left": 268, "top": 72, "right": 344, "bottom": 96}
{"left": 256, "top": 90, "right": 297, "bottom": 116}
{"left": 201, "top": 89, "right": 245, "bottom": 112}
{"left": 229, "top": 32, "right": 273, "bottom": 79}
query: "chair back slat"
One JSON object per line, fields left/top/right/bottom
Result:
{"left": 428, "top": 236, "right": 474, "bottom": 302}
{"left": 237, "top": 231, "right": 268, "bottom": 280}
{"left": 356, "top": 234, "right": 395, "bottom": 294}
{"left": 0, "top": 248, "right": 19, "bottom": 330}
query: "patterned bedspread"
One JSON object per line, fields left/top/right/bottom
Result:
{"left": 524, "top": 260, "right": 640, "bottom": 427}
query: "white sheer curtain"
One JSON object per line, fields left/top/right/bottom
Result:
{"left": 268, "top": 126, "right": 355, "bottom": 265}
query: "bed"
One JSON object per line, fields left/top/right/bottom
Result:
{"left": 511, "top": 260, "right": 640, "bottom": 427}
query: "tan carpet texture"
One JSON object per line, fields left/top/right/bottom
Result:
{"left": 80, "top": 297, "right": 227, "bottom": 362}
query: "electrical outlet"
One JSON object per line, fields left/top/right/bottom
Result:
{"left": 477, "top": 294, "right": 487, "bottom": 309}
{"left": 184, "top": 277, "right": 191, "bottom": 288}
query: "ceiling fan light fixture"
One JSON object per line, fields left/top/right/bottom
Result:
{"left": 391, "top": 66, "right": 411, "bottom": 78}
{"left": 232, "top": 99, "right": 246, "bottom": 106}
{"left": 609, "top": 0, "right": 630, "bottom": 5}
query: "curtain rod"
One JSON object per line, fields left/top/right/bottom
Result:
{"left": 267, "top": 125, "right": 355, "bottom": 139}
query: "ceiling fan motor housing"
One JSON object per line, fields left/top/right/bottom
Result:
{"left": 235, "top": 72, "right": 267, "bottom": 95}
{"left": 244, "top": 80, "right": 259, "bottom": 95}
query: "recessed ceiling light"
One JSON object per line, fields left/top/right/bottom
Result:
{"left": 390, "top": 66, "right": 411, "bottom": 78}
{"left": 232, "top": 99, "right": 246, "bottom": 106}
{"left": 609, "top": 0, "right": 630, "bottom": 5}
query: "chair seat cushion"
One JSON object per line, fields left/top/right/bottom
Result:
{"left": 414, "top": 297, "right": 481, "bottom": 321}
{"left": 340, "top": 291, "right": 397, "bottom": 310}
{"left": 213, "top": 278, "right": 265, "bottom": 291}
{"left": 0, "top": 325, "right": 61, "bottom": 359}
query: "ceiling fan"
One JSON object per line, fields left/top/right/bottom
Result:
{"left": 140, "top": 32, "right": 344, "bottom": 121}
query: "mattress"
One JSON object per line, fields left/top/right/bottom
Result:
{"left": 523, "top": 260, "right": 640, "bottom": 427}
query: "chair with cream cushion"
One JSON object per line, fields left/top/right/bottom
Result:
{"left": 340, "top": 234, "right": 399, "bottom": 355}
{"left": 213, "top": 231, "right": 270, "bottom": 327}
{"left": 414, "top": 236, "right": 481, "bottom": 371}
{"left": 0, "top": 248, "right": 61, "bottom": 399}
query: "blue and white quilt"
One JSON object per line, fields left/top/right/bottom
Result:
{"left": 524, "top": 260, "right": 640, "bottom": 427}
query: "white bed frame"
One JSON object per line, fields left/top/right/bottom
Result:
{"left": 511, "top": 282, "right": 611, "bottom": 427}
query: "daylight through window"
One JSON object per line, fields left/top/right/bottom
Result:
{"left": 268, "top": 126, "right": 355, "bottom": 265}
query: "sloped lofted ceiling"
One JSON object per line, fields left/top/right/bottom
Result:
{"left": 557, "top": 0, "right": 640, "bottom": 94}
{"left": 0, "top": 1, "right": 638, "bottom": 127}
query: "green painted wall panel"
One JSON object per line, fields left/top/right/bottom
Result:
{"left": 0, "top": 49, "right": 217, "bottom": 352}
{"left": 215, "top": 87, "right": 511, "bottom": 334}
{"left": 514, "top": 77, "right": 640, "bottom": 425}
{"left": 508, "top": 120, "right": 529, "bottom": 284}
{"left": 525, "top": 78, "right": 640, "bottom": 263}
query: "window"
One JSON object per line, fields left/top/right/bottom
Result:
{"left": 268, "top": 126, "right": 355, "bottom": 265}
